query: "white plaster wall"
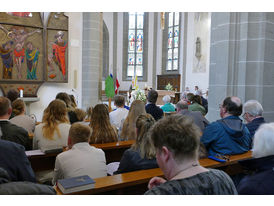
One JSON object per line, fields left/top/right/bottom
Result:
{"left": 185, "top": 12, "right": 210, "bottom": 94}
{"left": 29, "top": 12, "right": 83, "bottom": 121}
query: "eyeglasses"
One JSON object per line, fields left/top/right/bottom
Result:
{"left": 242, "top": 112, "right": 248, "bottom": 118}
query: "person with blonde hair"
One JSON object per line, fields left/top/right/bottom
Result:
{"left": 89, "top": 104, "right": 118, "bottom": 144}
{"left": 120, "top": 100, "right": 146, "bottom": 140}
{"left": 237, "top": 123, "right": 274, "bottom": 194}
{"left": 161, "top": 95, "right": 175, "bottom": 112}
{"left": 52, "top": 123, "right": 107, "bottom": 185}
{"left": 33, "top": 99, "right": 71, "bottom": 152}
{"left": 115, "top": 114, "right": 158, "bottom": 174}
{"left": 10, "top": 99, "right": 35, "bottom": 133}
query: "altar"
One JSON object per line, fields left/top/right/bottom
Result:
{"left": 145, "top": 90, "right": 178, "bottom": 105}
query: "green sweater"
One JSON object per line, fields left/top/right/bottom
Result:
{"left": 188, "top": 103, "right": 206, "bottom": 116}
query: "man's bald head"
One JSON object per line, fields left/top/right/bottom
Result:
{"left": 222, "top": 96, "right": 242, "bottom": 116}
{"left": 0, "top": 97, "right": 11, "bottom": 117}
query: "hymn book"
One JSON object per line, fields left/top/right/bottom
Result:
{"left": 57, "top": 175, "right": 95, "bottom": 194}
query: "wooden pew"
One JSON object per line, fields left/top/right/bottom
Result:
{"left": 28, "top": 140, "right": 135, "bottom": 172}
{"left": 55, "top": 151, "right": 253, "bottom": 195}
{"left": 92, "top": 140, "right": 135, "bottom": 163}
{"left": 27, "top": 151, "right": 61, "bottom": 172}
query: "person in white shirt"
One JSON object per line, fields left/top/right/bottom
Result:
{"left": 109, "top": 95, "right": 128, "bottom": 130}
{"left": 10, "top": 99, "right": 35, "bottom": 133}
{"left": 52, "top": 123, "right": 107, "bottom": 185}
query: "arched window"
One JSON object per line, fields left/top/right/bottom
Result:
{"left": 123, "top": 12, "right": 148, "bottom": 81}
{"left": 162, "top": 12, "right": 181, "bottom": 74}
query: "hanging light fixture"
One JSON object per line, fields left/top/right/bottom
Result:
{"left": 161, "top": 12, "right": 165, "bottom": 30}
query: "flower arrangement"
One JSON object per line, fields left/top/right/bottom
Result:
{"left": 130, "top": 88, "right": 146, "bottom": 103}
{"left": 165, "top": 83, "right": 173, "bottom": 91}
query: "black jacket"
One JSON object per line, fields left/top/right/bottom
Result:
{"left": 0, "top": 167, "right": 55, "bottom": 195}
{"left": 0, "top": 120, "right": 32, "bottom": 150}
{"left": 246, "top": 117, "right": 265, "bottom": 138}
{"left": 237, "top": 155, "right": 274, "bottom": 195}
{"left": 114, "top": 148, "right": 158, "bottom": 174}
{"left": 0, "top": 139, "right": 36, "bottom": 182}
{"left": 145, "top": 104, "right": 163, "bottom": 121}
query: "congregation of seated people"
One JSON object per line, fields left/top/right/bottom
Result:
{"left": 0, "top": 87, "right": 273, "bottom": 195}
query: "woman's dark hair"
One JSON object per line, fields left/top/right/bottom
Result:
{"left": 6, "top": 89, "right": 19, "bottom": 103}
{"left": 147, "top": 90, "right": 158, "bottom": 104}
{"left": 11, "top": 99, "right": 25, "bottom": 116}
{"left": 192, "top": 95, "right": 202, "bottom": 105}
{"left": 55, "top": 92, "right": 71, "bottom": 108}
{"left": 186, "top": 93, "right": 194, "bottom": 102}
{"left": 150, "top": 115, "right": 201, "bottom": 160}
{"left": 223, "top": 97, "right": 242, "bottom": 116}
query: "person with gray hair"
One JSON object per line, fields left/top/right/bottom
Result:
{"left": 243, "top": 100, "right": 265, "bottom": 138}
{"left": 161, "top": 95, "right": 175, "bottom": 112}
{"left": 176, "top": 100, "right": 209, "bottom": 132}
{"left": 237, "top": 123, "right": 274, "bottom": 194}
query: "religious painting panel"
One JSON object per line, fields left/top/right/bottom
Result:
{"left": 0, "top": 12, "right": 44, "bottom": 97}
{"left": 0, "top": 12, "right": 43, "bottom": 28}
{"left": 46, "top": 12, "right": 68, "bottom": 82}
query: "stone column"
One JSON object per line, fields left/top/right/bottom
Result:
{"left": 208, "top": 12, "right": 274, "bottom": 122}
{"left": 82, "top": 12, "right": 103, "bottom": 109}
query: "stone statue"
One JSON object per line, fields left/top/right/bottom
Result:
{"left": 195, "top": 37, "right": 201, "bottom": 59}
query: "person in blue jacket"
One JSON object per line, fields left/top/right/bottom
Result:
{"left": 201, "top": 96, "right": 252, "bottom": 156}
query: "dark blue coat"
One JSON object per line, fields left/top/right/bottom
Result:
{"left": 0, "top": 139, "right": 36, "bottom": 182}
{"left": 201, "top": 116, "right": 252, "bottom": 156}
{"left": 145, "top": 103, "right": 163, "bottom": 121}
{"left": 246, "top": 117, "right": 265, "bottom": 138}
{"left": 237, "top": 155, "right": 274, "bottom": 195}
{"left": 0, "top": 167, "right": 55, "bottom": 195}
{"left": 114, "top": 148, "right": 158, "bottom": 174}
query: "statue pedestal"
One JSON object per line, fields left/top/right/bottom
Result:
{"left": 19, "top": 97, "right": 40, "bottom": 115}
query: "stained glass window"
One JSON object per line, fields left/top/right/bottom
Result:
{"left": 127, "top": 12, "right": 144, "bottom": 77}
{"left": 166, "top": 12, "right": 180, "bottom": 71}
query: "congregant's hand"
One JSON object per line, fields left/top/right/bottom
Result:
{"left": 147, "top": 176, "right": 166, "bottom": 189}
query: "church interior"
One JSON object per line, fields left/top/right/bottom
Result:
{"left": 0, "top": 0, "right": 274, "bottom": 197}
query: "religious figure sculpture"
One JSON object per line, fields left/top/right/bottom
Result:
{"left": 195, "top": 37, "right": 202, "bottom": 59}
